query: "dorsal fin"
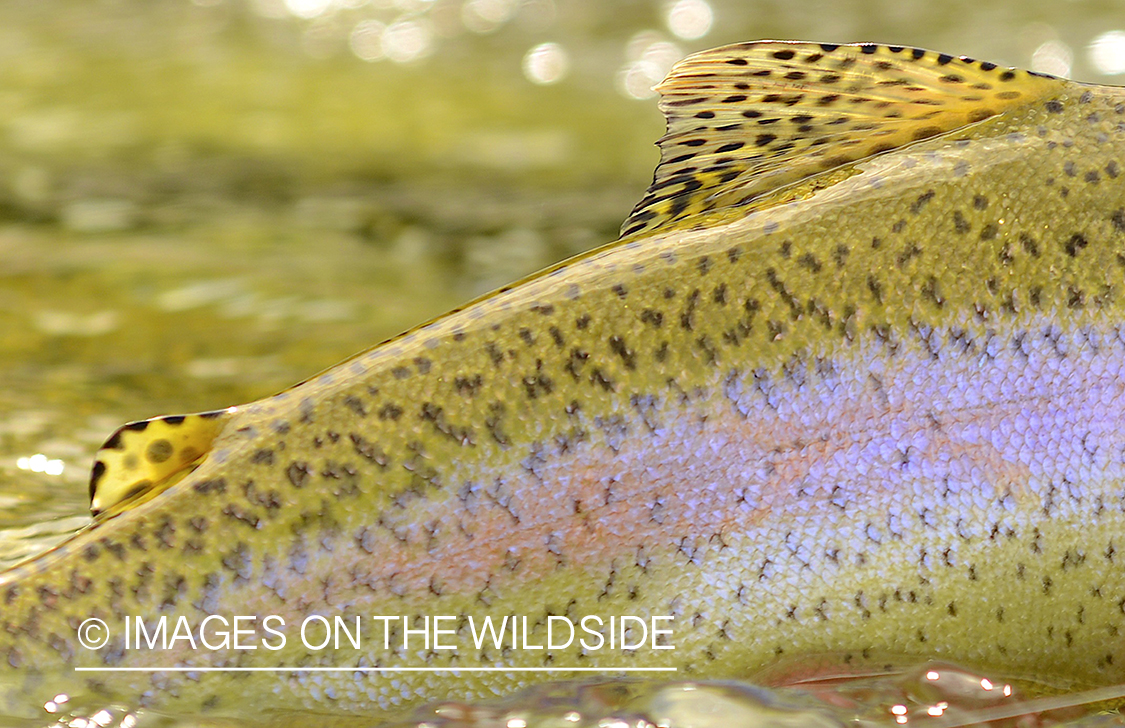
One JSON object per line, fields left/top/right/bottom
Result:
{"left": 620, "top": 41, "right": 1064, "bottom": 238}
{"left": 89, "top": 408, "right": 234, "bottom": 519}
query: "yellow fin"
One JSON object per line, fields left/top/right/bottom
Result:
{"left": 621, "top": 40, "right": 1064, "bottom": 238}
{"left": 89, "top": 409, "right": 234, "bottom": 518}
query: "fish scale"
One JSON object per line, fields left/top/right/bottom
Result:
{"left": 3, "top": 40, "right": 1125, "bottom": 722}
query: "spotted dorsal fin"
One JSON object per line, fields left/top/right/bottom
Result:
{"left": 89, "top": 409, "right": 234, "bottom": 518}
{"left": 620, "top": 41, "right": 1063, "bottom": 238}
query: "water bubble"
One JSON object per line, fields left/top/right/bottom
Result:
{"left": 665, "top": 0, "right": 712, "bottom": 40}
{"left": 523, "top": 42, "right": 569, "bottom": 84}
{"left": 1089, "top": 30, "right": 1125, "bottom": 75}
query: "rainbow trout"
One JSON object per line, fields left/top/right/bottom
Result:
{"left": 4, "top": 40, "right": 1125, "bottom": 722}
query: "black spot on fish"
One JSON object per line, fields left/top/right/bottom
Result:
{"left": 378, "top": 404, "right": 403, "bottom": 421}
{"left": 193, "top": 478, "right": 226, "bottom": 495}
{"left": 590, "top": 368, "right": 615, "bottom": 391}
{"left": 287, "top": 462, "right": 310, "bottom": 488}
{"left": 1064, "top": 233, "right": 1089, "bottom": 257}
{"left": 146, "top": 439, "right": 173, "bottom": 464}
{"left": 798, "top": 253, "right": 822, "bottom": 273}
{"left": 953, "top": 211, "right": 971, "bottom": 234}
{"left": 608, "top": 336, "right": 636, "bottom": 370}
{"left": 124, "top": 420, "right": 150, "bottom": 432}
{"left": 859, "top": 44, "right": 877, "bottom": 55}
{"left": 89, "top": 461, "right": 107, "bottom": 499}
{"left": 755, "top": 133, "right": 777, "bottom": 147}
{"left": 772, "top": 49, "right": 796, "bottom": 60}
{"left": 910, "top": 190, "right": 935, "bottom": 214}
{"left": 1046, "top": 100, "right": 1064, "bottom": 113}
{"left": 681, "top": 289, "right": 701, "bottom": 331}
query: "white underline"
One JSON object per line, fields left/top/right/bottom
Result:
{"left": 75, "top": 666, "right": 678, "bottom": 673}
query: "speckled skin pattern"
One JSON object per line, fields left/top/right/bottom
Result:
{"left": 4, "top": 42, "right": 1125, "bottom": 721}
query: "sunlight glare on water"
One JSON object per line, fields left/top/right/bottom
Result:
{"left": 665, "top": 0, "right": 713, "bottom": 41}
{"left": 383, "top": 17, "right": 435, "bottom": 62}
{"left": 350, "top": 19, "right": 388, "bottom": 61}
{"left": 617, "top": 31, "right": 685, "bottom": 100}
{"left": 16, "top": 454, "right": 65, "bottom": 476}
{"left": 1089, "top": 30, "right": 1125, "bottom": 75}
{"left": 1031, "top": 38, "right": 1073, "bottom": 77}
{"left": 522, "top": 42, "right": 570, "bottom": 85}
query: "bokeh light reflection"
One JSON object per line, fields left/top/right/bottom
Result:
{"left": 1031, "top": 39, "right": 1072, "bottom": 77}
{"left": 382, "top": 18, "right": 434, "bottom": 63}
{"left": 462, "top": 0, "right": 517, "bottom": 33}
{"left": 617, "top": 32, "right": 684, "bottom": 100}
{"left": 1089, "top": 30, "right": 1125, "bottom": 75}
{"left": 284, "top": 0, "right": 332, "bottom": 19}
{"left": 350, "top": 19, "right": 387, "bottom": 61}
{"left": 17, "top": 453, "right": 65, "bottom": 476}
{"left": 665, "top": 0, "right": 712, "bottom": 40}
{"left": 522, "top": 42, "right": 569, "bottom": 84}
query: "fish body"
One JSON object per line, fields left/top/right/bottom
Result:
{"left": 4, "top": 41, "right": 1125, "bottom": 720}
